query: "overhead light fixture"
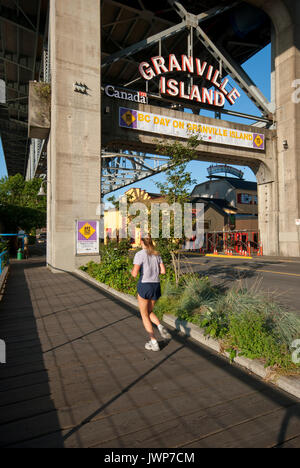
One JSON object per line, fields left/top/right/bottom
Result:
{"left": 38, "top": 179, "right": 48, "bottom": 197}
{"left": 38, "top": 185, "right": 46, "bottom": 197}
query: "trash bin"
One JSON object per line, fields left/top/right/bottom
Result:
{"left": 17, "top": 248, "right": 23, "bottom": 260}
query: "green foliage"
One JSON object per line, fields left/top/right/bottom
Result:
{"left": 35, "top": 83, "right": 51, "bottom": 101}
{"left": 154, "top": 136, "right": 200, "bottom": 283}
{"left": 83, "top": 242, "right": 138, "bottom": 296}
{"left": 0, "top": 174, "right": 46, "bottom": 232}
{"left": 82, "top": 256, "right": 138, "bottom": 296}
{"left": 227, "top": 308, "right": 292, "bottom": 368}
{"left": 0, "top": 239, "right": 8, "bottom": 254}
{"left": 156, "top": 136, "right": 198, "bottom": 204}
{"left": 154, "top": 238, "right": 173, "bottom": 266}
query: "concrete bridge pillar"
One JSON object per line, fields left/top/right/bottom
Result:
{"left": 249, "top": 0, "right": 300, "bottom": 256}
{"left": 47, "top": 0, "right": 101, "bottom": 271}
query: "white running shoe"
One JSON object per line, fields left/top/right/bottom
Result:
{"left": 145, "top": 340, "right": 160, "bottom": 352}
{"left": 158, "top": 324, "right": 172, "bottom": 340}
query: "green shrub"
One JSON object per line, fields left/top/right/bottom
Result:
{"left": 227, "top": 308, "right": 293, "bottom": 369}
{"left": 82, "top": 257, "right": 138, "bottom": 296}
{"left": 0, "top": 240, "right": 8, "bottom": 254}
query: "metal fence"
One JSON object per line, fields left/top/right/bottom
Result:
{"left": 0, "top": 251, "right": 9, "bottom": 275}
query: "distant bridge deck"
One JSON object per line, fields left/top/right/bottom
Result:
{"left": 0, "top": 253, "right": 299, "bottom": 448}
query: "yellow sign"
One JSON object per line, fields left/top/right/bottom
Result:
{"left": 122, "top": 110, "right": 136, "bottom": 127}
{"left": 79, "top": 223, "right": 96, "bottom": 240}
{"left": 254, "top": 134, "right": 263, "bottom": 148}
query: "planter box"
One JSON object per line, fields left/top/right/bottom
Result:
{"left": 28, "top": 81, "right": 51, "bottom": 139}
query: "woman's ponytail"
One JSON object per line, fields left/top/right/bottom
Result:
{"left": 141, "top": 236, "right": 159, "bottom": 256}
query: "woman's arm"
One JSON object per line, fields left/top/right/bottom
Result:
{"left": 131, "top": 264, "right": 141, "bottom": 278}
{"left": 160, "top": 262, "right": 166, "bottom": 275}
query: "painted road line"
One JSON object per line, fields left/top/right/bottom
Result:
{"left": 182, "top": 251, "right": 300, "bottom": 264}
{"left": 205, "top": 254, "right": 253, "bottom": 259}
{"left": 235, "top": 267, "right": 300, "bottom": 277}
{"left": 181, "top": 260, "right": 300, "bottom": 277}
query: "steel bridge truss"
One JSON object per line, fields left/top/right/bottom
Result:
{"left": 101, "top": 151, "right": 174, "bottom": 195}
{"left": 24, "top": 1, "right": 273, "bottom": 196}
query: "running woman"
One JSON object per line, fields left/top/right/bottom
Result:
{"left": 131, "top": 236, "right": 171, "bottom": 351}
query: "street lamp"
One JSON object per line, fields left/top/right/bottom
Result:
{"left": 37, "top": 179, "right": 48, "bottom": 197}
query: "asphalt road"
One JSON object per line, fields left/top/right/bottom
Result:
{"left": 180, "top": 254, "right": 300, "bottom": 314}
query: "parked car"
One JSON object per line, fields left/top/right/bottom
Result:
{"left": 37, "top": 233, "right": 47, "bottom": 244}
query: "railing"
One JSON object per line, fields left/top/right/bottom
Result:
{"left": 0, "top": 250, "right": 9, "bottom": 275}
{"left": 0, "top": 233, "right": 25, "bottom": 249}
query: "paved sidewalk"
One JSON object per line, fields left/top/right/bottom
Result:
{"left": 0, "top": 257, "right": 300, "bottom": 448}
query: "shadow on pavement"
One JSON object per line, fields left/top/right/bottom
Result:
{"left": 0, "top": 260, "right": 64, "bottom": 448}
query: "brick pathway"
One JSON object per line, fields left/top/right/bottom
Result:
{"left": 0, "top": 257, "right": 300, "bottom": 448}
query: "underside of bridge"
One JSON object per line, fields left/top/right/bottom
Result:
{"left": 1, "top": 0, "right": 272, "bottom": 180}
{"left": 0, "top": 0, "right": 299, "bottom": 270}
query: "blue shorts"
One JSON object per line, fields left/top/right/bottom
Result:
{"left": 137, "top": 282, "right": 161, "bottom": 301}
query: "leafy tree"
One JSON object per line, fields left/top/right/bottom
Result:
{"left": 155, "top": 135, "right": 198, "bottom": 204}
{"left": 0, "top": 174, "right": 46, "bottom": 233}
{"left": 154, "top": 136, "right": 199, "bottom": 283}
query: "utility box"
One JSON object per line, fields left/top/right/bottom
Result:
{"left": 28, "top": 81, "right": 51, "bottom": 139}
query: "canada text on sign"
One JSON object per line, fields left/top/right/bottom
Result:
{"left": 119, "top": 107, "right": 265, "bottom": 151}
{"left": 104, "top": 84, "right": 148, "bottom": 104}
{"left": 138, "top": 54, "right": 240, "bottom": 108}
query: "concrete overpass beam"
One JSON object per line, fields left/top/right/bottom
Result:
{"left": 248, "top": 0, "right": 300, "bottom": 257}
{"left": 47, "top": 0, "right": 101, "bottom": 272}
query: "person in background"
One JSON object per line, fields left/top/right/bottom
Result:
{"left": 17, "top": 227, "right": 25, "bottom": 250}
{"left": 23, "top": 235, "right": 29, "bottom": 260}
{"left": 131, "top": 236, "right": 171, "bottom": 352}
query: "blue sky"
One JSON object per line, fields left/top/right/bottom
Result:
{"left": 0, "top": 137, "right": 7, "bottom": 179}
{"left": 0, "top": 43, "right": 271, "bottom": 190}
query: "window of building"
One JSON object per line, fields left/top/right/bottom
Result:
{"left": 237, "top": 193, "right": 257, "bottom": 204}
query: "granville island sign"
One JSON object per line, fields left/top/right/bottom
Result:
{"left": 139, "top": 53, "right": 241, "bottom": 108}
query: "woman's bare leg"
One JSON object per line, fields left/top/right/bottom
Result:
{"left": 148, "top": 300, "right": 160, "bottom": 327}
{"left": 138, "top": 295, "right": 155, "bottom": 339}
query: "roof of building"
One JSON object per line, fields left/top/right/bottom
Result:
{"left": 191, "top": 196, "right": 238, "bottom": 216}
{"left": 211, "top": 176, "right": 257, "bottom": 191}
{"left": 193, "top": 176, "right": 257, "bottom": 193}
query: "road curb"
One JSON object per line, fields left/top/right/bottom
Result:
{"left": 75, "top": 269, "right": 300, "bottom": 400}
